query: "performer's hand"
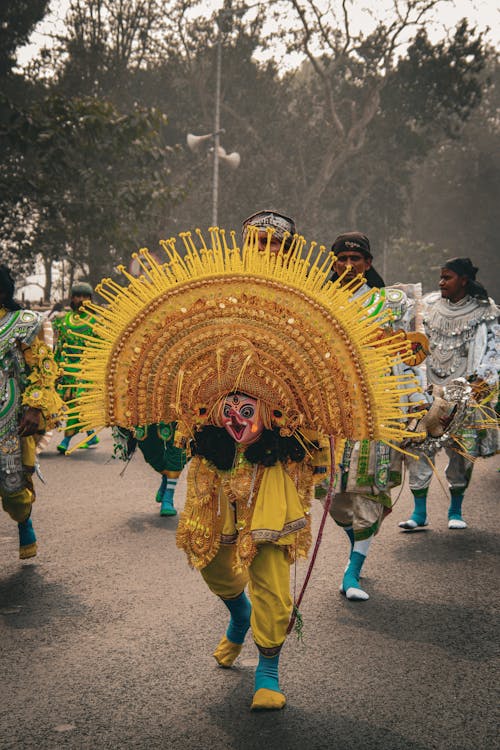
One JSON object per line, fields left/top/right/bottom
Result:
{"left": 439, "top": 404, "right": 457, "bottom": 431}
{"left": 407, "top": 403, "right": 426, "bottom": 414}
{"left": 18, "top": 407, "right": 42, "bottom": 436}
{"left": 314, "top": 477, "right": 331, "bottom": 500}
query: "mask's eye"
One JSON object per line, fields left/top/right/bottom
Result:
{"left": 223, "top": 405, "right": 231, "bottom": 417}
{"left": 240, "top": 405, "right": 255, "bottom": 419}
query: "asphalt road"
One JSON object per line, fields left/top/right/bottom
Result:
{"left": 1, "top": 431, "right": 499, "bottom": 750}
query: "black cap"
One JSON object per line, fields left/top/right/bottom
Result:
{"left": 242, "top": 210, "right": 296, "bottom": 241}
{"left": 331, "top": 232, "right": 372, "bottom": 259}
{"left": 71, "top": 282, "right": 93, "bottom": 297}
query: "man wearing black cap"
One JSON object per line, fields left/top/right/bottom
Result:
{"left": 53, "top": 282, "right": 100, "bottom": 454}
{"left": 400, "top": 258, "right": 499, "bottom": 532}
{"left": 330, "top": 232, "right": 385, "bottom": 288}
{"left": 322, "top": 232, "right": 425, "bottom": 600}
{"left": 242, "top": 209, "right": 296, "bottom": 255}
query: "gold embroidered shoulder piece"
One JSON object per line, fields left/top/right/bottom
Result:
{"left": 176, "top": 457, "right": 223, "bottom": 570}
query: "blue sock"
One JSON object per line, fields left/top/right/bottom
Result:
{"left": 160, "top": 484, "right": 177, "bottom": 515}
{"left": 343, "top": 525, "right": 355, "bottom": 549}
{"left": 255, "top": 652, "right": 281, "bottom": 693}
{"left": 156, "top": 475, "right": 168, "bottom": 502}
{"left": 342, "top": 550, "right": 365, "bottom": 592}
{"left": 166, "top": 478, "right": 177, "bottom": 498}
{"left": 222, "top": 591, "right": 251, "bottom": 645}
{"left": 160, "top": 480, "right": 177, "bottom": 509}
{"left": 410, "top": 491, "right": 427, "bottom": 525}
{"left": 18, "top": 517, "right": 36, "bottom": 547}
{"left": 58, "top": 435, "right": 71, "bottom": 451}
{"left": 86, "top": 431, "right": 99, "bottom": 446}
{"left": 448, "top": 492, "right": 464, "bottom": 521}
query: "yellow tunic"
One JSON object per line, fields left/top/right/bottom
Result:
{"left": 176, "top": 454, "right": 314, "bottom": 573}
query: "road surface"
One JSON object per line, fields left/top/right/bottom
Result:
{"left": 1, "top": 431, "right": 498, "bottom": 749}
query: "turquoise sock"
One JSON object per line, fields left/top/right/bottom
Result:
{"left": 58, "top": 435, "right": 71, "bottom": 451}
{"left": 160, "top": 485, "right": 177, "bottom": 515}
{"left": 222, "top": 591, "right": 251, "bottom": 645}
{"left": 448, "top": 492, "right": 464, "bottom": 521}
{"left": 255, "top": 652, "right": 281, "bottom": 693}
{"left": 160, "top": 479, "right": 177, "bottom": 509}
{"left": 156, "top": 475, "right": 168, "bottom": 502}
{"left": 166, "top": 478, "right": 177, "bottom": 498}
{"left": 410, "top": 491, "right": 428, "bottom": 525}
{"left": 86, "top": 431, "right": 99, "bottom": 446}
{"left": 343, "top": 525, "right": 355, "bottom": 549}
{"left": 342, "top": 550, "right": 365, "bottom": 592}
{"left": 18, "top": 517, "right": 36, "bottom": 547}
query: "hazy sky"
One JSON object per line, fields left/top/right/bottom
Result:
{"left": 16, "top": 0, "right": 500, "bottom": 69}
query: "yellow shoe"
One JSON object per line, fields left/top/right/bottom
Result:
{"left": 251, "top": 688, "right": 286, "bottom": 711}
{"left": 213, "top": 635, "right": 242, "bottom": 668}
{"left": 19, "top": 542, "right": 37, "bottom": 560}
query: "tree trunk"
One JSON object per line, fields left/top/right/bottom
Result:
{"left": 43, "top": 256, "right": 53, "bottom": 303}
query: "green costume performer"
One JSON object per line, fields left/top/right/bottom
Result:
{"left": 114, "top": 422, "right": 186, "bottom": 516}
{"left": 0, "top": 265, "right": 64, "bottom": 558}
{"left": 53, "top": 282, "right": 100, "bottom": 454}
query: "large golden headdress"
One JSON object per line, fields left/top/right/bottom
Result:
{"left": 67, "top": 226, "right": 420, "bottom": 445}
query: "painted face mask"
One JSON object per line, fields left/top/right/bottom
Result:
{"left": 221, "top": 392, "right": 264, "bottom": 445}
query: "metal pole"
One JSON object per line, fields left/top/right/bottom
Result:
{"left": 212, "top": 32, "right": 222, "bottom": 226}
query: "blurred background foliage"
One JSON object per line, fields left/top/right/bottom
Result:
{"left": 1, "top": 0, "right": 498, "bottom": 299}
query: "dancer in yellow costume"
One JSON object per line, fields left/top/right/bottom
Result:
{"left": 176, "top": 346, "right": 325, "bottom": 711}
{"left": 66, "top": 216, "right": 422, "bottom": 710}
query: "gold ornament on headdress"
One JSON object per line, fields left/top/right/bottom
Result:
{"left": 65, "top": 225, "right": 421, "bottom": 447}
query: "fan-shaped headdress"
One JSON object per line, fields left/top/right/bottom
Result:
{"left": 67, "top": 226, "right": 421, "bottom": 446}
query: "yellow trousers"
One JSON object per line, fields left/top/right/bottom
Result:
{"left": 1, "top": 436, "right": 36, "bottom": 523}
{"left": 201, "top": 543, "right": 292, "bottom": 650}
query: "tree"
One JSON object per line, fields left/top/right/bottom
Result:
{"left": 406, "top": 51, "right": 500, "bottom": 298}
{"left": 50, "top": 0, "right": 168, "bottom": 99}
{"left": 253, "top": 1, "right": 487, "bottom": 241}
{"left": 0, "top": 0, "right": 50, "bottom": 77}
{"left": 43, "top": 0, "right": 291, "bottom": 232}
{"left": 0, "top": 93, "right": 182, "bottom": 294}
{"left": 12, "top": 0, "right": 493, "bottom": 268}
